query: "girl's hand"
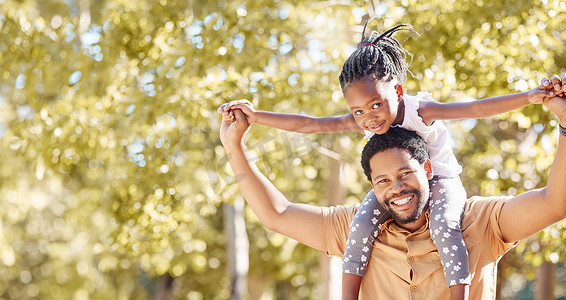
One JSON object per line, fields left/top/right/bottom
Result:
{"left": 217, "top": 99, "right": 257, "bottom": 124}
{"left": 217, "top": 99, "right": 253, "bottom": 112}
{"left": 541, "top": 74, "right": 566, "bottom": 97}
{"left": 527, "top": 86, "right": 550, "bottom": 104}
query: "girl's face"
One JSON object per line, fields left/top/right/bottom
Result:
{"left": 344, "top": 77, "right": 404, "bottom": 135}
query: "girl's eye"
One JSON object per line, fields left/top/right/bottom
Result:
{"left": 354, "top": 110, "right": 363, "bottom": 116}
{"left": 372, "top": 103, "right": 381, "bottom": 109}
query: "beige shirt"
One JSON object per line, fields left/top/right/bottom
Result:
{"left": 323, "top": 196, "right": 516, "bottom": 299}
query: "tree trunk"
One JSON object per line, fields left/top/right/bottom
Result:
{"left": 320, "top": 155, "right": 344, "bottom": 300}
{"left": 78, "top": 0, "right": 91, "bottom": 34}
{"left": 224, "top": 196, "right": 250, "bottom": 299}
{"left": 534, "top": 260, "right": 555, "bottom": 300}
{"left": 248, "top": 275, "right": 270, "bottom": 300}
{"left": 152, "top": 274, "right": 174, "bottom": 300}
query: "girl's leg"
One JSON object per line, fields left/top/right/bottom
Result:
{"left": 342, "top": 189, "right": 390, "bottom": 299}
{"left": 428, "top": 177, "right": 471, "bottom": 288}
{"left": 343, "top": 189, "right": 390, "bottom": 275}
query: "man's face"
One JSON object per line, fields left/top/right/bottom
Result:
{"left": 369, "top": 148, "right": 433, "bottom": 231}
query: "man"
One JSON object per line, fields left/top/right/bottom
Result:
{"left": 218, "top": 76, "right": 566, "bottom": 299}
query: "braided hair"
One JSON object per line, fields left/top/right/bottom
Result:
{"left": 339, "top": 21, "right": 418, "bottom": 91}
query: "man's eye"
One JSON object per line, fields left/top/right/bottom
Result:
{"left": 401, "top": 171, "right": 412, "bottom": 177}
{"left": 355, "top": 110, "right": 363, "bottom": 116}
{"left": 372, "top": 103, "right": 381, "bottom": 109}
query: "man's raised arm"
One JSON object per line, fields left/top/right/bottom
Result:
{"left": 499, "top": 75, "right": 566, "bottom": 243}
{"left": 219, "top": 109, "right": 327, "bottom": 251}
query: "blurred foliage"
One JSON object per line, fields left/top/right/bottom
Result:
{"left": 0, "top": 0, "right": 565, "bottom": 299}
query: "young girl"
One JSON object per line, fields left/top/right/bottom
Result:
{"left": 220, "top": 22, "right": 551, "bottom": 299}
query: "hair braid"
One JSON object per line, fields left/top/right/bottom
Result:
{"left": 339, "top": 21, "right": 418, "bottom": 91}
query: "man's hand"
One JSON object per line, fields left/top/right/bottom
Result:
{"left": 217, "top": 99, "right": 257, "bottom": 124}
{"left": 543, "top": 95, "right": 566, "bottom": 126}
{"left": 499, "top": 74, "right": 566, "bottom": 244}
{"left": 219, "top": 109, "right": 250, "bottom": 148}
{"left": 217, "top": 103, "right": 327, "bottom": 252}
{"left": 541, "top": 74, "right": 566, "bottom": 124}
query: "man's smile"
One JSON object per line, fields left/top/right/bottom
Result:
{"left": 391, "top": 195, "right": 414, "bottom": 207}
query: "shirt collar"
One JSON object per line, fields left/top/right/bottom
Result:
{"left": 381, "top": 211, "right": 430, "bottom": 235}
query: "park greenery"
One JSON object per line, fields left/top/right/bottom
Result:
{"left": 0, "top": 0, "right": 565, "bottom": 299}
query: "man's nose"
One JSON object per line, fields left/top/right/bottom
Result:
{"left": 390, "top": 180, "right": 406, "bottom": 194}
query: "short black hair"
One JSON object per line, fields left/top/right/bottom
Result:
{"left": 339, "top": 21, "right": 417, "bottom": 91}
{"left": 361, "top": 127, "right": 429, "bottom": 182}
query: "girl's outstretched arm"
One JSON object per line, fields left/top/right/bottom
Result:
{"left": 417, "top": 80, "right": 559, "bottom": 125}
{"left": 219, "top": 100, "right": 362, "bottom": 134}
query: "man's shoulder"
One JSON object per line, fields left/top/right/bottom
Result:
{"left": 462, "top": 195, "right": 514, "bottom": 247}
{"left": 325, "top": 196, "right": 513, "bottom": 228}
{"left": 323, "top": 203, "right": 360, "bottom": 223}
{"left": 322, "top": 203, "right": 361, "bottom": 257}
{"left": 464, "top": 195, "right": 512, "bottom": 215}
{"left": 462, "top": 195, "right": 518, "bottom": 280}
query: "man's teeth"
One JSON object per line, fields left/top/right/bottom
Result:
{"left": 393, "top": 196, "right": 412, "bottom": 205}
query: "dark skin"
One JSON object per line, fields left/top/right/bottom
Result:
{"left": 219, "top": 74, "right": 566, "bottom": 300}
{"left": 339, "top": 77, "right": 565, "bottom": 300}
{"left": 342, "top": 274, "right": 362, "bottom": 300}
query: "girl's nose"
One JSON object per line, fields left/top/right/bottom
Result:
{"left": 366, "top": 116, "right": 380, "bottom": 126}
{"left": 365, "top": 110, "right": 380, "bottom": 121}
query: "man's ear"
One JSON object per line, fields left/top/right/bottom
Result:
{"left": 423, "top": 159, "right": 434, "bottom": 180}
{"left": 395, "top": 84, "right": 404, "bottom": 101}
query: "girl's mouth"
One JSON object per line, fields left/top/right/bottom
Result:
{"left": 368, "top": 121, "right": 385, "bottom": 132}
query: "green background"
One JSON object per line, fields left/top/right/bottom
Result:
{"left": 0, "top": 0, "right": 565, "bottom": 299}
